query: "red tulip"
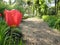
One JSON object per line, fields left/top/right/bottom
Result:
{"left": 4, "top": 9, "right": 22, "bottom": 27}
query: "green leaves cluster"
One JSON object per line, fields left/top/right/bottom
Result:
{"left": 32, "top": 0, "right": 48, "bottom": 16}
{"left": 42, "top": 15, "right": 60, "bottom": 30}
{"left": 0, "top": 20, "right": 9, "bottom": 45}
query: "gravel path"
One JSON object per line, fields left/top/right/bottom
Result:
{"left": 20, "top": 18, "right": 60, "bottom": 45}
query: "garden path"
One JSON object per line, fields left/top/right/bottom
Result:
{"left": 20, "top": 18, "right": 60, "bottom": 45}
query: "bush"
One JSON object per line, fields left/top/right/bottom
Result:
{"left": 54, "top": 18, "right": 60, "bottom": 30}
{"left": 42, "top": 15, "right": 57, "bottom": 27}
{"left": 47, "top": 16, "right": 57, "bottom": 27}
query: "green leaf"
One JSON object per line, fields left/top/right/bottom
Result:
{"left": 19, "top": 39, "right": 23, "bottom": 45}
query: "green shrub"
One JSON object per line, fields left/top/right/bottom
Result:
{"left": 54, "top": 18, "right": 60, "bottom": 30}
{"left": 42, "top": 15, "right": 57, "bottom": 27}
{"left": 47, "top": 16, "right": 57, "bottom": 27}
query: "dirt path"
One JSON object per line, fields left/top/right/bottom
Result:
{"left": 20, "top": 18, "right": 60, "bottom": 45}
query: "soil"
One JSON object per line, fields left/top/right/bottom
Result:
{"left": 20, "top": 18, "right": 60, "bottom": 45}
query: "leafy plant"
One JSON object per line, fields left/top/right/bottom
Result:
{"left": 3, "top": 27, "right": 23, "bottom": 45}
{"left": 54, "top": 18, "right": 60, "bottom": 30}
{"left": 47, "top": 16, "right": 57, "bottom": 27}
{"left": 0, "top": 20, "right": 9, "bottom": 45}
{"left": 0, "top": 20, "right": 23, "bottom": 45}
{"left": 42, "top": 15, "right": 57, "bottom": 27}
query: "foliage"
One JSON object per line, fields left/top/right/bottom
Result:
{"left": 42, "top": 15, "right": 57, "bottom": 27}
{"left": 47, "top": 16, "right": 57, "bottom": 27}
{"left": 14, "top": 4, "right": 25, "bottom": 15}
{"left": 27, "top": 0, "right": 32, "bottom": 6}
{"left": 48, "top": 7, "right": 56, "bottom": 15}
{"left": 0, "top": 19, "right": 23, "bottom": 45}
{"left": 42, "top": 15, "right": 60, "bottom": 30}
{"left": 54, "top": 18, "right": 60, "bottom": 30}
{"left": 0, "top": 1, "right": 6, "bottom": 18}
{"left": 0, "top": 20, "right": 9, "bottom": 45}
{"left": 32, "top": 0, "right": 48, "bottom": 16}
{"left": 3, "top": 27, "right": 23, "bottom": 45}
{"left": 42, "top": 15, "right": 50, "bottom": 22}
{"left": 15, "top": 0, "right": 24, "bottom": 5}
{"left": 6, "top": 4, "right": 14, "bottom": 10}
